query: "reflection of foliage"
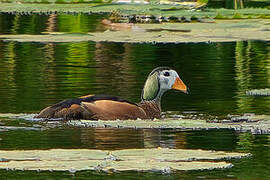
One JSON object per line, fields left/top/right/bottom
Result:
{"left": 40, "top": 0, "right": 50, "bottom": 3}
{"left": 55, "top": 0, "right": 66, "bottom": 3}
{"left": 237, "top": 132, "right": 254, "bottom": 152}
{"left": 225, "top": 0, "right": 244, "bottom": 9}
{"left": 0, "top": 0, "right": 111, "bottom": 3}
{"left": 10, "top": 14, "right": 48, "bottom": 34}
{"left": 197, "top": 0, "right": 208, "bottom": 4}
{"left": 53, "top": 42, "right": 96, "bottom": 99}
{"left": 234, "top": 41, "right": 270, "bottom": 113}
{"left": 235, "top": 41, "right": 252, "bottom": 112}
{"left": 57, "top": 14, "right": 105, "bottom": 33}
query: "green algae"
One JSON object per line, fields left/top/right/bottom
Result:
{"left": 0, "top": 148, "right": 248, "bottom": 172}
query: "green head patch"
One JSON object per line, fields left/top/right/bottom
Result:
{"left": 142, "top": 72, "right": 160, "bottom": 101}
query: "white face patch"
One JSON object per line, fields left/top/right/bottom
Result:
{"left": 159, "top": 70, "right": 179, "bottom": 91}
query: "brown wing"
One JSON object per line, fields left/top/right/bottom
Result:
{"left": 81, "top": 100, "right": 147, "bottom": 120}
{"left": 34, "top": 95, "right": 95, "bottom": 120}
{"left": 35, "top": 95, "right": 146, "bottom": 120}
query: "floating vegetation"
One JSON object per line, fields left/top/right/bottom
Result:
{"left": 0, "top": 126, "right": 42, "bottom": 131}
{"left": 68, "top": 115, "right": 270, "bottom": 134}
{"left": 0, "top": 3, "right": 269, "bottom": 20}
{"left": 0, "top": 113, "right": 269, "bottom": 134}
{"left": 0, "top": 148, "right": 249, "bottom": 172}
{"left": 246, "top": 89, "right": 270, "bottom": 96}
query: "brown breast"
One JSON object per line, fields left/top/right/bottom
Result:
{"left": 137, "top": 101, "right": 161, "bottom": 119}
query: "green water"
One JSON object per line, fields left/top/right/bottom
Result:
{"left": 0, "top": 40, "right": 269, "bottom": 115}
{"left": 0, "top": 13, "right": 269, "bottom": 179}
{"left": 208, "top": 0, "right": 270, "bottom": 8}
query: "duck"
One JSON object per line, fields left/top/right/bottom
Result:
{"left": 35, "top": 67, "right": 188, "bottom": 120}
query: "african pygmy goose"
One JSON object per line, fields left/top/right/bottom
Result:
{"left": 35, "top": 67, "right": 188, "bottom": 120}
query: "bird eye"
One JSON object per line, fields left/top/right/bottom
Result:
{"left": 164, "top": 72, "right": 170, "bottom": 77}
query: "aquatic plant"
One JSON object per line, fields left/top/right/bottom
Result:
{"left": 246, "top": 89, "right": 270, "bottom": 96}
{"left": 0, "top": 3, "right": 269, "bottom": 20}
{"left": 0, "top": 148, "right": 249, "bottom": 172}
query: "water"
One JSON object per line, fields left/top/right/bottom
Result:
{"left": 0, "top": 126, "right": 269, "bottom": 179}
{"left": 0, "top": 13, "right": 107, "bottom": 34}
{"left": 0, "top": 13, "right": 269, "bottom": 179}
{"left": 208, "top": 0, "right": 270, "bottom": 8}
{"left": 0, "top": 40, "right": 269, "bottom": 115}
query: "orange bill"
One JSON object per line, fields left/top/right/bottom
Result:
{"left": 172, "top": 77, "right": 188, "bottom": 93}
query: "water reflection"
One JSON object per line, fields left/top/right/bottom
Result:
{"left": 0, "top": 13, "right": 269, "bottom": 115}
{"left": 0, "top": 125, "right": 268, "bottom": 178}
{"left": 208, "top": 0, "right": 270, "bottom": 8}
{"left": 234, "top": 41, "right": 270, "bottom": 113}
{"left": 0, "top": 126, "right": 244, "bottom": 150}
{"left": 0, "top": 40, "right": 269, "bottom": 115}
{"left": 0, "top": 126, "right": 269, "bottom": 180}
{"left": 0, "top": 13, "right": 106, "bottom": 34}
{"left": 0, "top": 12, "right": 269, "bottom": 180}
{"left": 94, "top": 43, "right": 138, "bottom": 97}
{"left": 46, "top": 14, "right": 57, "bottom": 32}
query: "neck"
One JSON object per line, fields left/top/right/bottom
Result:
{"left": 138, "top": 98, "right": 162, "bottom": 119}
{"left": 141, "top": 88, "right": 166, "bottom": 107}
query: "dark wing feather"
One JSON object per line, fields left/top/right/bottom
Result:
{"left": 35, "top": 95, "right": 144, "bottom": 120}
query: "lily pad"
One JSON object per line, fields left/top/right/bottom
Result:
{"left": 0, "top": 113, "right": 269, "bottom": 134}
{"left": 69, "top": 115, "right": 270, "bottom": 134}
{"left": 0, "top": 3, "right": 269, "bottom": 19}
{"left": 112, "top": 148, "right": 247, "bottom": 161}
{"left": 0, "top": 148, "right": 249, "bottom": 172}
{"left": 0, "top": 126, "right": 42, "bottom": 131}
{"left": 246, "top": 89, "right": 270, "bottom": 96}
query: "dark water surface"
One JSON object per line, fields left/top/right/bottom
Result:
{"left": 0, "top": 13, "right": 107, "bottom": 34}
{"left": 0, "top": 40, "right": 269, "bottom": 115}
{"left": 0, "top": 126, "right": 269, "bottom": 179}
{"left": 208, "top": 0, "right": 270, "bottom": 8}
{"left": 0, "top": 13, "right": 269, "bottom": 179}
